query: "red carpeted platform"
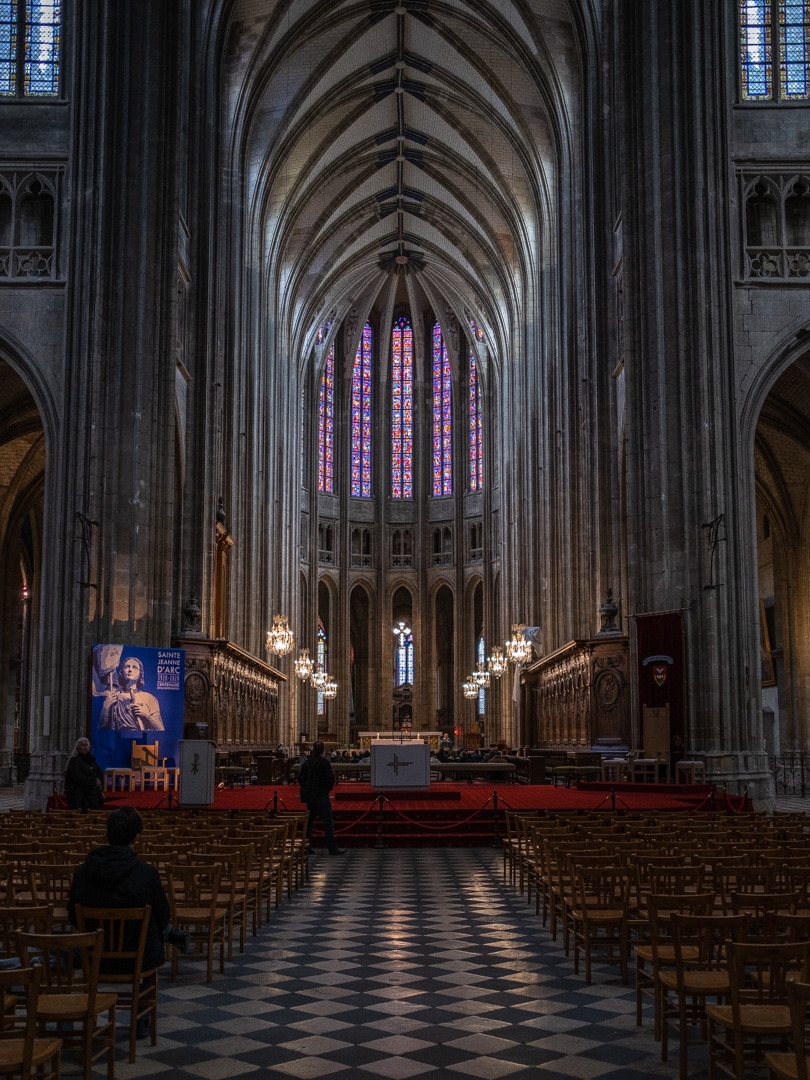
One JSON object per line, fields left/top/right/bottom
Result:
{"left": 97, "top": 780, "right": 751, "bottom": 848}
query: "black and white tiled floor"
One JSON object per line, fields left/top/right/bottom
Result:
{"left": 113, "top": 847, "right": 711, "bottom": 1080}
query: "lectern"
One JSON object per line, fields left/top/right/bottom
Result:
{"left": 178, "top": 739, "right": 216, "bottom": 806}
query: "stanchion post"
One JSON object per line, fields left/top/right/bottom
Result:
{"left": 376, "top": 793, "right": 385, "bottom": 848}
{"left": 492, "top": 790, "right": 500, "bottom": 847}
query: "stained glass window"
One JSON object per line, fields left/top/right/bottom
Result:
{"left": 740, "top": 0, "right": 809, "bottom": 100}
{"left": 477, "top": 636, "right": 486, "bottom": 716}
{"left": 395, "top": 628, "right": 414, "bottom": 687}
{"left": 391, "top": 315, "right": 413, "bottom": 498}
{"left": 469, "top": 352, "right": 483, "bottom": 491}
{"left": 317, "top": 348, "right": 334, "bottom": 493}
{"left": 316, "top": 623, "right": 326, "bottom": 715}
{"left": 1, "top": 1, "right": 61, "bottom": 98}
{"left": 432, "top": 322, "right": 453, "bottom": 496}
{"left": 351, "top": 322, "right": 373, "bottom": 497}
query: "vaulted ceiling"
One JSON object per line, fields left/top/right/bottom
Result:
{"left": 220, "top": 0, "right": 587, "bottom": 365}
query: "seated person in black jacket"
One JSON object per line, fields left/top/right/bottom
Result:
{"left": 68, "top": 807, "right": 187, "bottom": 1033}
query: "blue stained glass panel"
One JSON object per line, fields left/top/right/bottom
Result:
{"left": 0, "top": 1, "right": 18, "bottom": 96}
{"left": 25, "top": 0, "right": 60, "bottom": 95}
{"left": 741, "top": 0, "right": 773, "bottom": 99}
{"left": 780, "top": 0, "right": 809, "bottom": 98}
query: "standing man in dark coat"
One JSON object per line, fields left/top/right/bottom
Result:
{"left": 298, "top": 741, "right": 345, "bottom": 855}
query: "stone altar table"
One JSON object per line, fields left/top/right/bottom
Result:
{"left": 370, "top": 739, "right": 431, "bottom": 790}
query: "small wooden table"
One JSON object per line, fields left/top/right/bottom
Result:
{"left": 630, "top": 758, "right": 660, "bottom": 784}
{"left": 104, "top": 768, "right": 135, "bottom": 792}
{"left": 675, "top": 760, "right": 706, "bottom": 784}
{"left": 139, "top": 766, "right": 170, "bottom": 791}
{"left": 601, "top": 759, "right": 629, "bottom": 783}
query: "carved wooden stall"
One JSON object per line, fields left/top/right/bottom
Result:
{"left": 522, "top": 636, "right": 630, "bottom": 751}
{"left": 174, "top": 636, "right": 285, "bottom": 749}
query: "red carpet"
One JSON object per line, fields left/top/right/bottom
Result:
{"left": 98, "top": 780, "right": 749, "bottom": 848}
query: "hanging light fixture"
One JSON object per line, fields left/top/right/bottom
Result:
{"left": 294, "top": 648, "right": 314, "bottom": 681}
{"left": 472, "top": 667, "right": 491, "bottom": 690}
{"left": 462, "top": 676, "right": 479, "bottom": 699}
{"left": 487, "top": 646, "right": 507, "bottom": 679}
{"left": 505, "top": 623, "right": 533, "bottom": 665}
{"left": 310, "top": 665, "right": 329, "bottom": 692}
{"left": 322, "top": 677, "right": 338, "bottom": 699}
{"left": 266, "top": 614, "right": 295, "bottom": 656}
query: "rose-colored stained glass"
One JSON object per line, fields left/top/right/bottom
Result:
{"left": 432, "top": 322, "right": 453, "bottom": 496}
{"left": 317, "top": 348, "right": 334, "bottom": 493}
{"left": 469, "top": 352, "right": 483, "bottom": 491}
{"left": 351, "top": 322, "right": 373, "bottom": 497}
{"left": 391, "top": 315, "right": 413, "bottom": 498}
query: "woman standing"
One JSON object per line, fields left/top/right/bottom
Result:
{"left": 64, "top": 737, "right": 104, "bottom": 812}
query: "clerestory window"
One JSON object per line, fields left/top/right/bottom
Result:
{"left": 740, "top": 0, "right": 810, "bottom": 101}
{"left": 391, "top": 315, "right": 414, "bottom": 498}
{"left": 0, "top": 0, "right": 61, "bottom": 98}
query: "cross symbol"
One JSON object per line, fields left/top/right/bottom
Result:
{"left": 386, "top": 753, "right": 412, "bottom": 777}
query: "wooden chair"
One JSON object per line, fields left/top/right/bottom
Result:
{"left": 568, "top": 863, "right": 633, "bottom": 985}
{"left": 659, "top": 912, "right": 749, "bottom": 1080}
{"left": 0, "top": 966, "right": 62, "bottom": 1080}
{"left": 72, "top": 904, "right": 158, "bottom": 1064}
{"left": 16, "top": 928, "right": 117, "bottom": 1080}
{"left": 190, "top": 852, "right": 245, "bottom": 960}
{"left": 706, "top": 938, "right": 810, "bottom": 1080}
{"left": 765, "top": 978, "right": 810, "bottom": 1080}
{"left": 166, "top": 863, "right": 226, "bottom": 983}
{"left": 634, "top": 891, "right": 716, "bottom": 1038}
{"left": 0, "top": 907, "right": 52, "bottom": 965}
{"left": 0, "top": 865, "right": 13, "bottom": 907}
{"left": 25, "top": 864, "right": 74, "bottom": 931}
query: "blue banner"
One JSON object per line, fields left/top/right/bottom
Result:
{"left": 90, "top": 644, "right": 185, "bottom": 773}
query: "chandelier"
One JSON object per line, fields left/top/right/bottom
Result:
{"left": 265, "top": 614, "right": 295, "bottom": 657}
{"left": 472, "top": 667, "right": 491, "bottom": 690}
{"left": 462, "top": 676, "right": 479, "bottom": 699}
{"left": 322, "top": 677, "right": 338, "bottom": 699}
{"left": 487, "top": 646, "right": 507, "bottom": 679}
{"left": 505, "top": 623, "right": 533, "bottom": 665}
{"left": 294, "top": 648, "right": 314, "bottom": 681}
{"left": 310, "top": 665, "right": 330, "bottom": 692}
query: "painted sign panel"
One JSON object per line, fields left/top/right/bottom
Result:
{"left": 90, "top": 644, "right": 185, "bottom": 774}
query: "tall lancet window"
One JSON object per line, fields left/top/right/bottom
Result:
{"left": 316, "top": 623, "right": 326, "bottom": 716}
{"left": 391, "top": 315, "right": 414, "bottom": 498}
{"left": 351, "top": 322, "right": 373, "bottom": 497}
{"left": 477, "top": 636, "right": 486, "bottom": 716}
{"left": 395, "top": 626, "right": 414, "bottom": 687}
{"left": 469, "top": 351, "right": 483, "bottom": 491}
{"left": 317, "top": 348, "right": 334, "bottom": 493}
{"left": 432, "top": 322, "right": 453, "bottom": 496}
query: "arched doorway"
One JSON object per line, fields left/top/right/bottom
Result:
{"left": 754, "top": 353, "right": 810, "bottom": 771}
{"left": 0, "top": 359, "right": 45, "bottom": 785}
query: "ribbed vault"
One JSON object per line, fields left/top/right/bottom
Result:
{"left": 221, "top": 0, "right": 580, "bottom": 366}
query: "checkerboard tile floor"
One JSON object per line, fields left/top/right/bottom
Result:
{"left": 110, "top": 847, "right": 713, "bottom": 1080}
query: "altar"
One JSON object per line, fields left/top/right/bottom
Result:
{"left": 359, "top": 730, "right": 442, "bottom": 752}
{"left": 370, "top": 739, "right": 431, "bottom": 790}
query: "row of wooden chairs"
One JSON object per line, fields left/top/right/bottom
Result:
{"left": 503, "top": 810, "right": 810, "bottom": 1080}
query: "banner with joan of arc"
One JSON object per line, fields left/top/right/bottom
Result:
{"left": 90, "top": 644, "right": 185, "bottom": 774}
